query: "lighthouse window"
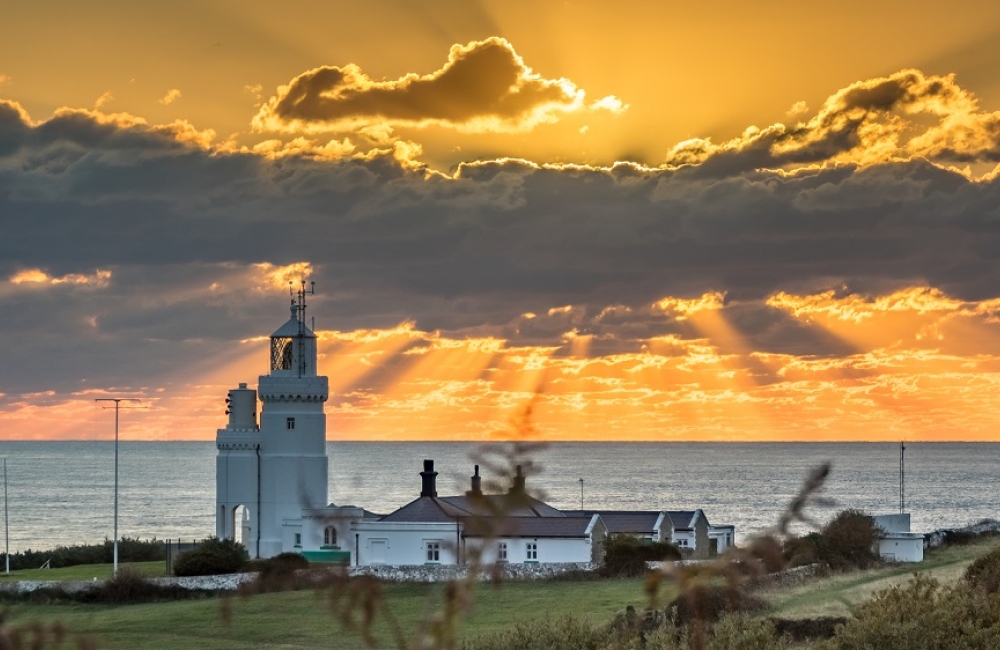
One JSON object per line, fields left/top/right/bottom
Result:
{"left": 286, "top": 417, "right": 296, "bottom": 430}
{"left": 271, "top": 337, "right": 294, "bottom": 370}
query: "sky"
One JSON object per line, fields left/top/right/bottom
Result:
{"left": 4, "top": 1, "right": 1000, "bottom": 441}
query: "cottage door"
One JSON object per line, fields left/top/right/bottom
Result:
{"left": 370, "top": 539, "right": 387, "bottom": 564}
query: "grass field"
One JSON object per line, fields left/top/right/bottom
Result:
{"left": 0, "top": 561, "right": 166, "bottom": 582}
{"left": 4, "top": 537, "right": 1000, "bottom": 649}
{"left": 2, "top": 576, "right": 651, "bottom": 649}
{"left": 762, "top": 536, "right": 1000, "bottom": 619}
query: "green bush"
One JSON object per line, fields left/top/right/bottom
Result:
{"left": 600, "top": 535, "right": 682, "bottom": 577}
{"left": 172, "top": 537, "right": 248, "bottom": 577}
{"left": 825, "top": 574, "right": 1000, "bottom": 650}
{"left": 785, "top": 510, "right": 879, "bottom": 571}
{"left": 964, "top": 546, "right": 1000, "bottom": 594}
{"left": 5, "top": 537, "right": 164, "bottom": 570}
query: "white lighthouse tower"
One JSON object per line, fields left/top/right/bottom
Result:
{"left": 216, "top": 283, "right": 329, "bottom": 558}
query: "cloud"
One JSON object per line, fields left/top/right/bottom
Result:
{"left": 253, "top": 37, "right": 596, "bottom": 134}
{"left": 667, "top": 69, "right": 1000, "bottom": 178}
{"left": 4, "top": 73, "right": 1000, "bottom": 439}
{"left": 159, "top": 88, "right": 182, "bottom": 105}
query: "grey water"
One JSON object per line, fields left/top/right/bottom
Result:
{"left": 0, "top": 441, "right": 996, "bottom": 553}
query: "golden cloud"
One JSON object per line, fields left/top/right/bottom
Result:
{"left": 666, "top": 70, "right": 1000, "bottom": 176}
{"left": 9, "top": 268, "right": 112, "bottom": 288}
{"left": 252, "top": 37, "right": 604, "bottom": 134}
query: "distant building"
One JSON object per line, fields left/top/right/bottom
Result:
{"left": 873, "top": 513, "right": 924, "bottom": 562}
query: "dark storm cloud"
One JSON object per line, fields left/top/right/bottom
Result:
{"left": 253, "top": 38, "right": 586, "bottom": 133}
{"left": 4, "top": 89, "right": 1000, "bottom": 395}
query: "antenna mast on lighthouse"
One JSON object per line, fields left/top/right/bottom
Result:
{"left": 289, "top": 280, "right": 316, "bottom": 378}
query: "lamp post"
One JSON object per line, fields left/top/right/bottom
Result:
{"left": 95, "top": 398, "right": 142, "bottom": 575}
{"left": 579, "top": 478, "right": 584, "bottom": 511}
{"left": 4, "top": 457, "right": 8, "bottom": 574}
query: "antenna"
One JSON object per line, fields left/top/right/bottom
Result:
{"left": 899, "top": 441, "right": 906, "bottom": 514}
{"left": 294, "top": 280, "right": 315, "bottom": 377}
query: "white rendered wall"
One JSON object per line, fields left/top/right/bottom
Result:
{"left": 879, "top": 535, "right": 924, "bottom": 562}
{"left": 256, "top": 373, "right": 329, "bottom": 558}
{"left": 355, "top": 522, "right": 461, "bottom": 566}
{"left": 469, "top": 537, "right": 593, "bottom": 564}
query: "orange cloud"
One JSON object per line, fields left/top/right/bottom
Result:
{"left": 8, "top": 268, "right": 112, "bottom": 288}
{"left": 666, "top": 70, "right": 1000, "bottom": 176}
{"left": 252, "top": 37, "right": 614, "bottom": 134}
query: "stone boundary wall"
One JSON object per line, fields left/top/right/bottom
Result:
{"left": 0, "top": 563, "right": 598, "bottom": 594}
{"left": 925, "top": 519, "right": 1000, "bottom": 548}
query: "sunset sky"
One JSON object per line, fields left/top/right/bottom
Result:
{"left": 4, "top": 1, "right": 1000, "bottom": 441}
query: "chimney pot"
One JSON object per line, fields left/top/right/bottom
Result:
{"left": 420, "top": 459, "right": 438, "bottom": 498}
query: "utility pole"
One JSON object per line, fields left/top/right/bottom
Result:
{"left": 4, "top": 457, "right": 8, "bottom": 574}
{"left": 95, "top": 398, "right": 143, "bottom": 575}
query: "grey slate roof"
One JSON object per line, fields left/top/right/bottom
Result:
{"left": 377, "top": 497, "right": 468, "bottom": 522}
{"left": 563, "top": 510, "right": 662, "bottom": 534}
{"left": 667, "top": 510, "right": 701, "bottom": 530}
{"left": 440, "top": 494, "right": 566, "bottom": 518}
{"left": 462, "top": 516, "right": 596, "bottom": 539}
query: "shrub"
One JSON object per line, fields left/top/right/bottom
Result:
{"left": 964, "top": 546, "right": 1000, "bottom": 594}
{"left": 172, "top": 537, "right": 248, "bottom": 577}
{"left": 819, "top": 509, "right": 880, "bottom": 570}
{"left": 601, "top": 536, "right": 682, "bottom": 577}
{"left": 825, "top": 574, "right": 1000, "bottom": 650}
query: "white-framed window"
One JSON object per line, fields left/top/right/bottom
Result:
{"left": 294, "top": 533, "right": 302, "bottom": 546}
{"left": 286, "top": 417, "right": 296, "bottom": 430}
{"left": 526, "top": 542, "right": 538, "bottom": 561}
{"left": 324, "top": 526, "right": 337, "bottom": 546}
{"left": 498, "top": 542, "right": 508, "bottom": 561}
{"left": 426, "top": 541, "right": 441, "bottom": 562}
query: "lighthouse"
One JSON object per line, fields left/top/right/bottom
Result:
{"left": 216, "top": 283, "right": 329, "bottom": 558}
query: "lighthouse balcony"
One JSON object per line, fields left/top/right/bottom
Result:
{"left": 258, "top": 375, "right": 329, "bottom": 402}
{"left": 216, "top": 429, "right": 262, "bottom": 450}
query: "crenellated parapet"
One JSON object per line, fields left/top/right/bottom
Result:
{"left": 257, "top": 375, "right": 329, "bottom": 402}
{"left": 216, "top": 429, "right": 262, "bottom": 449}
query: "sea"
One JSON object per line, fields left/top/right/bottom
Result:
{"left": 0, "top": 441, "right": 996, "bottom": 553}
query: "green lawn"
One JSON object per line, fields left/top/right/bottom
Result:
{"left": 763, "top": 537, "right": 1000, "bottom": 619}
{"left": 0, "top": 561, "right": 166, "bottom": 582}
{"left": 2, "top": 576, "right": 650, "bottom": 650}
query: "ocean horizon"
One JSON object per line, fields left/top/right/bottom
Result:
{"left": 1, "top": 441, "right": 996, "bottom": 553}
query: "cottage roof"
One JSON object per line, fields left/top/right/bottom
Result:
{"left": 378, "top": 496, "right": 467, "bottom": 522}
{"left": 667, "top": 510, "right": 705, "bottom": 530}
{"left": 462, "top": 515, "right": 597, "bottom": 539}
{"left": 441, "top": 494, "right": 566, "bottom": 518}
{"left": 563, "top": 510, "right": 663, "bottom": 534}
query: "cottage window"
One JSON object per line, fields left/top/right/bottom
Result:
{"left": 286, "top": 417, "right": 296, "bottom": 430}
{"left": 324, "top": 526, "right": 337, "bottom": 546}
{"left": 526, "top": 542, "right": 538, "bottom": 561}
{"left": 294, "top": 533, "right": 301, "bottom": 546}
{"left": 498, "top": 542, "right": 507, "bottom": 561}
{"left": 426, "top": 541, "right": 441, "bottom": 562}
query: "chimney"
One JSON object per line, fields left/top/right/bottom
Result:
{"left": 509, "top": 464, "right": 526, "bottom": 494}
{"left": 467, "top": 465, "right": 482, "bottom": 496}
{"left": 420, "top": 459, "right": 438, "bottom": 498}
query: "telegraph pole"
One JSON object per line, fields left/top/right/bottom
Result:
{"left": 95, "top": 398, "right": 143, "bottom": 575}
{"left": 4, "top": 457, "right": 8, "bottom": 574}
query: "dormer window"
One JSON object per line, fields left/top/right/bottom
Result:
{"left": 286, "top": 417, "right": 296, "bottom": 430}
